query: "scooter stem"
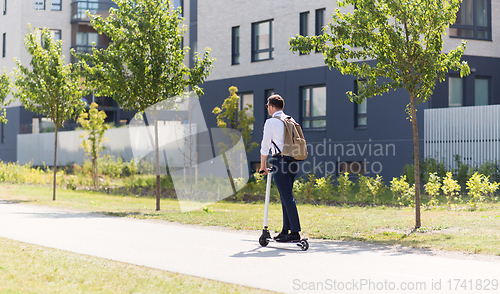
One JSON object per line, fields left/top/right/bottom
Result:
{"left": 263, "top": 170, "right": 272, "bottom": 229}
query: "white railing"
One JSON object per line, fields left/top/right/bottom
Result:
{"left": 424, "top": 104, "right": 500, "bottom": 170}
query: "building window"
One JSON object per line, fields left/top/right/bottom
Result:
{"left": 76, "top": 31, "right": 98, "bottom": 45}
{"left": 450, "top": 0, "right": 491, "bottom": 40}
{"left": 265, "top": 89, "right": 275, "bottom": 114}
{"left": 51, "top": 0, "right": 61, "bottom": 11}
{"left": 300, "top": 12, "right": 309, "bottom": 36}
{"left": 2, "top": 33, "right": 5, "bottom": 58}
{"left": 355, "top": 80, "right": 367, "bottom": 128}
{"left": 449, "top": 76, "right": 464, "bottom": 107}
{"left": 75, "top": 0, "right": 99, "bottom": 19}
{"left": 239, "top": 92, "right": 254, "bottom": 130}
{"left": 3, "top": 0, "right": 6, "bottom": 15}
{"left": 315, "top": 8, "right": 325, "bottom": 35}
{"left": 299, "top": 12, "right": 309, "bottom": 56}
{"left": 315, "top": 8, "right": 325, "bottom": 52}
{"left": 475, "top": 77, "right": 490, "bottom": 106}
{"left": 340, "top": 161, "right": 366, "bottom": 175}
{"left": 51, "top": 29, "right": 61, "bottom": 41}
{"left": 231, "top": 26, "right": 240, "bottom": 65}
{"left": 35, "top": 0, "right": 45, "bottom": 10}
{"left": 251, "top": 19, "right": 273, "bottom": 62}
{"left": 302, "top": 85, "right": 326, "bottom": 129}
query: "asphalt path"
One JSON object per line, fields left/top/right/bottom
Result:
{"left": 1, "top": 200, "right": 500, "bottom": 294}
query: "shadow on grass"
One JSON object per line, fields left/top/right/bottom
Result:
{"left": 99, "top": 211, "right": 143, "bottom": 217}
{"left": 0, "top": 199, "right": 39, "bottom": 204}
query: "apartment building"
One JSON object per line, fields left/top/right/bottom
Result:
{"left": 0, "top": 0, "right": 177, "bottom": 162}
{"left": 195, "top": 0, "right": 500, "bottom": 179}
{"left": 1, "top": 0, "right": 498, "bottom": 180}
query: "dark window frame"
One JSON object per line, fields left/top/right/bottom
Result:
{"left": 231, "top": 26, "right": 240, "bottom": 65}
{"left": 354, "top": 79, "right": 367, "bottom": 129}
{"left": 251, "top": 19, "right": 273, "bottom": 62}
{"left": 301, "top": 85, "right": 327, "bottom": 130}
{"left": 474, "top": 76, "right": 491, "bottom": 106}
{"left": 51, "top": 0, "right": 61, "bottom": 11}
{"left": 315, "top": 8, "right": 325, "bottom": 52}
{"left": 3, "top": 0, "right": 6, "bottom": 15}
{"left": 35, "top": 0, "right": 46, "bottom": 10}
{"left": 450, "top": 0, "right": 491, "bottom": 41}
{"left": 2, "top": 33, "right": 5, "bottom": 58}
{"left": 264, "top": 89, "right": 275, "bottom": 115}
{"left": 299, "top": 11, "right": 309, "bottom": 56}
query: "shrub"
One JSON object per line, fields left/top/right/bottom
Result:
{"left": 441, "top": 172, "right": 461, "bottom": 209}
{"left": 390, "top": 175, "right": 409, "bottom": 205}
{"left": 357, "top": 175, "right": 370, "bottom": 203}
{"left": 466, "top": 172, "right": 486, "bottom": 210}
{"left": 337, "top": 172, "right": 354, "bottom": 202}
{"left": 315, "top": 175, "right": 334, "bottom": 203}
{"left": 366, "top": 174, "right": 386, "bottom": 205}
{"left": 424, "top": 172, "right": 441, "bottom": 207}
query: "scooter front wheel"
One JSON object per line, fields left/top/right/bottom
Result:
{"left": 259, "top": 235, "right": 269, "bottom": 247}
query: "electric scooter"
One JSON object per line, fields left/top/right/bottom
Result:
{"left": 258, "top": 168, "right": 309, "bottom": 251}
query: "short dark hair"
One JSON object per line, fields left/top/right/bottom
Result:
{"left": 267, "top": 94, "right": 284, "bottom": 110}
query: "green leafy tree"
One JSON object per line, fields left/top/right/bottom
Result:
{"left": 212, "top": 86, "right": 258, "bottom": 153}
{"left": 77, "top": 102, "right": 110, "bottom": 190}
{"left": 0, "top": 69, "right": 10, "bottom": 123}
{"left": 79, "top": 0, "right": 214, "bottom": 211}
{"left": 441, "top": 172, "right": 460, "bottom": 209}
{"left": 290, "top": 0, "right": 470, "bottom": 228}
{"left": 14, "top": 27, "right": 86, "bottom": 201}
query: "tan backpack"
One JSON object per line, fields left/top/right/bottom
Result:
{"left": 272, "top": 116, "right": 308, "bottom": 161}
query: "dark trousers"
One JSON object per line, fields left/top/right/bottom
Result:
{"left": 271, "top": 155, "right": 301, "bottom": 232}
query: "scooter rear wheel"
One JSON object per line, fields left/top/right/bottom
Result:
{"left": 299, "top": 240, "right": 309, "bottom": 251}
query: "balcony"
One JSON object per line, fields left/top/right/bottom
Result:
{"left": 71, "top": 0, "right": 117, "bottom": 23}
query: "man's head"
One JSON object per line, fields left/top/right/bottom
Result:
{"left": 266, "top": 94, "right": 284, "bottom": 115}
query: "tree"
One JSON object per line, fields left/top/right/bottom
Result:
{"left": 79, "top": 0, "right": 214, "bottom": 211}
{"left": 77, "top": 102, "right": 110, "bottom": 190}
{"left": 0, "top": 70, "right": 10, "bottom": 123}
{"left": 212, "top": 86, "right": 259, "bottom": 153}
{"left": 14, "top": 27, "right": 86, "bottom": 201}
{"left": 290, "top": 0, "right": 470, "bottom": 228}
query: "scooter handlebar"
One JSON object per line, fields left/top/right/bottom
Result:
{"left": 259, "top": 168, "right": 272, "bottom": 174}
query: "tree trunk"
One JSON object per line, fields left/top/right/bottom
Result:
{"left": 53, "top": 125, "right": 58, "bottom": 201}
{"left": 92, "top": 156, "right": 97, "bottom": 190}
{"left": 154, "top": 115, "right": 161, "bottom": 211}
{"left": 409, "top": 92, "right": 421, "bottom": 228}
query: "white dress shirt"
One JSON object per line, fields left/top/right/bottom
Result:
{"left": 260, "top": 110, "right": 287, "bottom": 156}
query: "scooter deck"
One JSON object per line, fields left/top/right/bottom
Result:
{"left": 266, "top": 238, "right": 308, "bottom": 243}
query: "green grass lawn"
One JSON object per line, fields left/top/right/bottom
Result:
{"left": 1, "top": 184, "right": 500, "bottom": 256}
{"left": 0, "top": 237, "right": 274, "bottom": 294}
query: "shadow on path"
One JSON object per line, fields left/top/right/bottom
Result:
{"left": 231, "top": 238, "right": 438, "bottom": 259}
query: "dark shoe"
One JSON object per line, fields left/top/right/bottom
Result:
{"left": 273, "top": 230, "right": 289, "bottom": 241}
{"left": 277, "top": 232, "right": 300, "bottom": 243}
